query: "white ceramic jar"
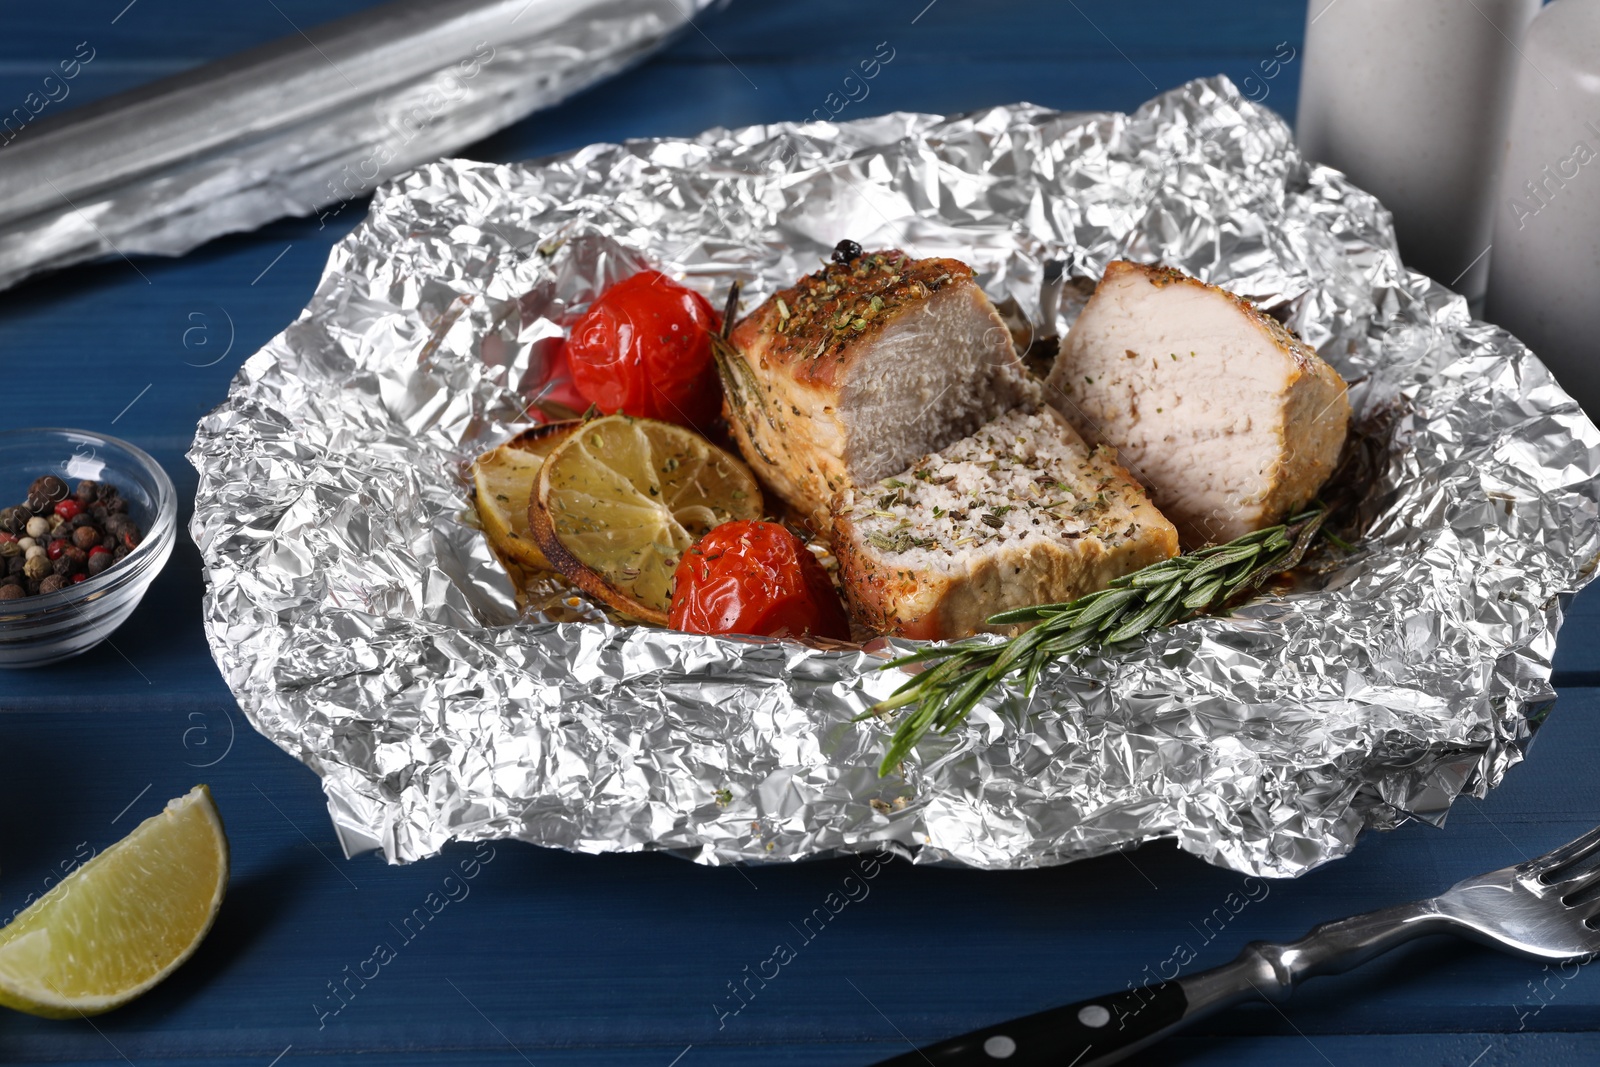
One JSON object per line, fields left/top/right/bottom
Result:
{"left": 1296, "top": 0, "right": 1541, "bottom": 297}
{"left": 1484, "top": 0, "right": 1600, "bottom": 418}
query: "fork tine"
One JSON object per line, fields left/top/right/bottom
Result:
{"left": 1528, "top": 824, "right": 1600, "bottom": 880}
{"left": 1553, "top": 863, "right": 1600, "bottom": 902}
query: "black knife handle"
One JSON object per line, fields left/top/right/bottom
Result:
{"left": 870, "top": 981, "right": 1187, "bottom": 1067}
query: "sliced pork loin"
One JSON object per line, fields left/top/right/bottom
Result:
{"left": 1044, "top": 261, "right": 1350, "bottom": 547}
{"left": 832, "top": 407, "right": 1178, "bottom": 640}
{"left": 718, "top": 248, "right": 1037, "bottom": 525}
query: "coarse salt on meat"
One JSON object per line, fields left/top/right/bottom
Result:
{"left": 832, "top": 407, "right": 1178, "bottom": 640}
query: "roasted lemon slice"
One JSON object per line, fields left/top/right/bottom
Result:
{"left": 0, "top": 785, "right": 228, "bottom": 1018}
{"left": 529, "top": 415, "right": 763, "bottom": 624}
{"left": 472, "top": 422, "right": 580, "bottom": 572}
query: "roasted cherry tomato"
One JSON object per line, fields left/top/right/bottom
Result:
{"left": 669, "top": 520, "right": 850, "bottom": 640}
{"left": 565, "top": 270, "right": 723, "bottom": 431}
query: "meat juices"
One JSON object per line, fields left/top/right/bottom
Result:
{"left": 1044, "top": 261, "right": 1350, "bottom": 548}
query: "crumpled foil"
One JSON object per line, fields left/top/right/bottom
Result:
{"left": 0, "top": 0, "right": 719, "bottom": 293}
{"left": 189, "top": 76, "right": 1600, "bottom": 877}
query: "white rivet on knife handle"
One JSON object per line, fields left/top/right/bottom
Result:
{"left": 981, "top": 1034, "right": 1016, "bottom": 1058}
{"left": 1077, "top": 1003, "right": 1111, "bottom": 1027}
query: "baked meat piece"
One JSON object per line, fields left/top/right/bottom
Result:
{"left": 717, "top": 248, "right": 1037, "bottom": 525}
{"left": 1044, "top": 261, "right": 1349, "bottom": 547}
{"left": 832, "top": 407, "right": 1178, "bottom": 640}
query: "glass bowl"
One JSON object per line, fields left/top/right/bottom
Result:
{"left": 0, "top": 429, "right": 176, "bottom": 668}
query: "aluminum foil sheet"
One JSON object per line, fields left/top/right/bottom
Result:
{"left": 0, "top": 0, "right": 719, "bottom": 293}
{"left": 189, "top": 76, "right": 1600, "bottom": 877}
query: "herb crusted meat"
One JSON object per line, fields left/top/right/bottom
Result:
{"left": 716, "top": 248, "right": 1037, "bottom": 526}
{"left": 831, "top": 407, "right": 1178, "bottom": 639}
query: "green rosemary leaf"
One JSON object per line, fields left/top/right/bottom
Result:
{"left": 1232, "top": 525, "right": 1284, "bottom": 546}
{"left": 940, "top": 669, "right": 996, "bottom": 732}
{"left": 1185, "top": 543, "right": 1259, "bottom": 581}
{"left": 881, "top": 643, "right": 981, "bottom": 670}
{"left": 1076, "top": 586, "right": 1142, "bottom": 628}
{"left": 1151, "top": 576, "right": 1187, "bottom": 603}
{"left": 881, "top": 698, "right": 942, "bottom": 770}
{"left": 986, "top": 620, "right": 1059, "bottom": 678}
{"left": 1182, "top": 574, "right": 1227, "bottom": 609}
{"left": 1127, "top": 559, "right": 1190, "bottom": 587}
{"left": 1223, "top": 557, "right": 1261, "bottom": 586}
{"left": 907, "top": 651, "right": 985, "bottom": 697}
{"left": 871, "top": 506, "right": 1333, "bottom": 776}
{"left": 1023, "top": 652, "right": 1048, "bottom": 697}
{"left": 1039, "top": 623, "right": 1101, "bottom": 658}
{"left": 987, "top": 601, "right": 1076, "bottom": 625}
{"left": 1103, "top": 597, "right": 1174, "bottom": 644}
{"left": 1157, "top": 595, "right": 1192, "bottom": 629}
{"left": 1323, "top": 527, "right": 1354, "bottom": 552}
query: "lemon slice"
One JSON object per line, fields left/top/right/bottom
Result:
{"left": 529, "top": 415, "right": 763, "bottom": 624}
{"left": 471, "top": 421, "right": 580, "bottom": 572}
{"left": 0, "top": 785, "right": 228, "bottom": 1018}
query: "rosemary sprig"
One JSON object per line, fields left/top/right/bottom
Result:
{"left": 864, "top": 506, "right": 1330, "bottom": 775}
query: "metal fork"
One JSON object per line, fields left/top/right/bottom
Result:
{"left": 873, "top": 824, "right": 1600, "bottom": 1066}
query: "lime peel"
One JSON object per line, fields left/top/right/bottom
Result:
{"left": 0, "top": 784, "right": 229, "bottom": 1019}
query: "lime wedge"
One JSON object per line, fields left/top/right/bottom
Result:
{"left": 0, "top": 785, "right": 228, "bottom": 1018}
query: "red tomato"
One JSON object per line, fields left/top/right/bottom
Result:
{"left": 669, "top": 521, "right": 850, "bottom": 640}
{"left": 565, "top": 270, "right": 723, "bottom": 430}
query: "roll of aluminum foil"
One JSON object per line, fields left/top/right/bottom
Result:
{"left": 189, "top": 77, "right": 1600, "bottom": 876}
{"left": 0, "top": 0, "right": 719, "bottom": 293}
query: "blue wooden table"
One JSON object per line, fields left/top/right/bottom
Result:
{"left": 3, "top": 2, "right": 1599, "bottom": 1064}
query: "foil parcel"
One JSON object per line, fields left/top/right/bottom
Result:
{"left": 190, "top": 77, "right": 1600, "bottom": 877}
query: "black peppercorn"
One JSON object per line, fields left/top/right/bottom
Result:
{"left": 1, "top": 479, "right": 142, "bottom": 599}
{"left": 26, "top": 476, "right": 68, "bottom": 512}
{"left": 832, "top": 238, "right": 864, "bottom": 265}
